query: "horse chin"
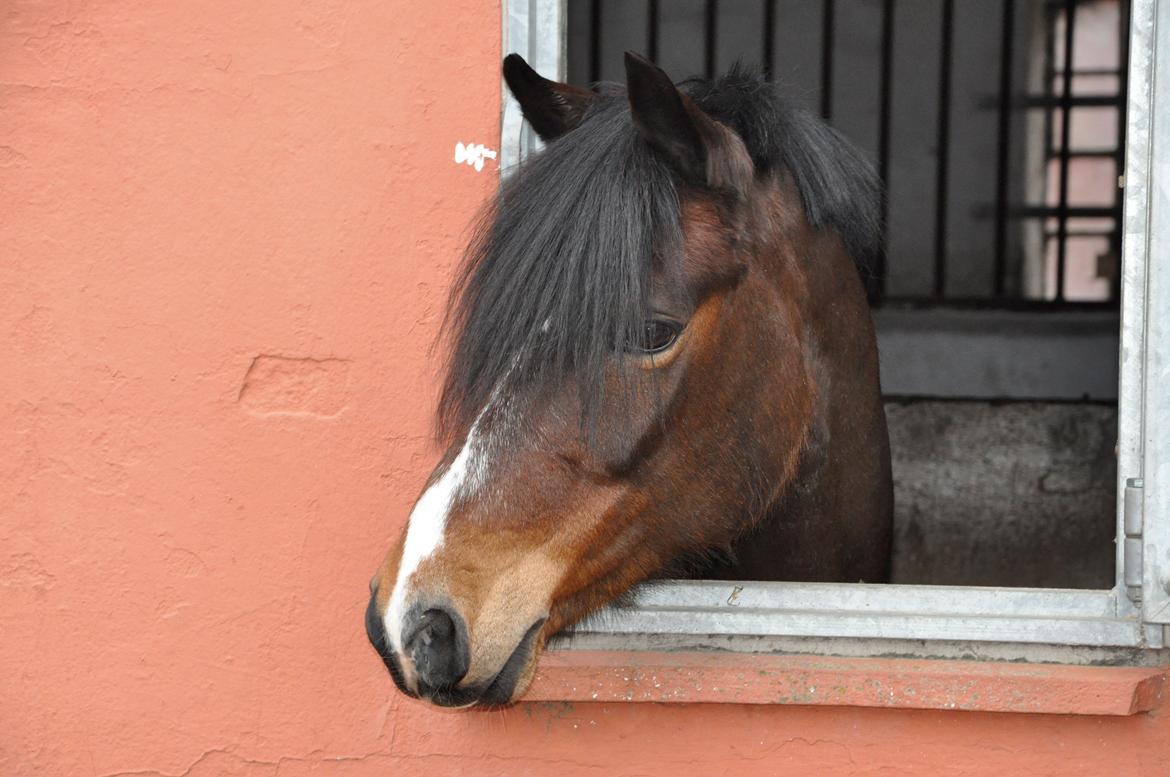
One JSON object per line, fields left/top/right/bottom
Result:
{"left": 464, "top": 617, "right": 547, "bottom": 708}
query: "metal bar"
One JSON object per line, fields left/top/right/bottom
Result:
{"left": 1054, "top": 0, "right": 1077, "bottom": 302}
{"left": 1063, "top": 148, "right": 1131, "bottom": 158}
{"left": 647, "top": 0, "right": 659, "bottom": 63}
{"left": 1111, "top": 0, "right": 1132, "bottom": 304}
{"left": 1040, "top": 0, "right": 1058, "bottom": 303}
{"left": 1010, "top": 205, "right": 1118, "bottom": 219}
{"left": 704, "top": 0, "right": 718, "bottom": 79}
{"left": 820, "top": 0, "right": 835, "bottom": 120}
{"left": 589, "top": 0, "right": 601, "bottom": 83}
{"left": 993, "top": 0, "right": 1016, "bottom": 298}
{"left": 874, "top": 0, "right": 894, "bottom": 301}
{"left": 877, "top": 297, "right": 1117, "bottom": 312}
{"left": 933, "top": 0, "right": 954, "bottom": 298}
{"left": 762, "top": 0, "right": 776, "bottom": 79}
{"left": 982, "top": 94, "right": 1125, "bottom": 109}
{"left": 1045, "top": 229, "right": 1124, "bottom": 238}
{"left": 1018, "top": 93, "right": 1125, "bottom": 109}
{"left": 568, "top": 581, "right": 1142, "bottom": 648}
{"left": 1070, "top": 66, "right": 1128, "bottom": 76}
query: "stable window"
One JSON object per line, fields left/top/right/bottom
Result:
{"left": 499, "top": 0, "right": 1170, "bottom": 669}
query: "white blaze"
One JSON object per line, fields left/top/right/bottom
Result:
{"left": 383, "top": 415, "right": 488, "bottom": 658}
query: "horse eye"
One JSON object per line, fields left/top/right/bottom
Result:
{"left": 634, "top": 319, "right": 680, "bottom": 354}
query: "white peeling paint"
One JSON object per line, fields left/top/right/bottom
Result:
{"left": 454, "top": 141, "right": 498, "bottom": 172}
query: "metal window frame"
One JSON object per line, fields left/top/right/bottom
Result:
{"left": 502, "top": 0, "right": 1169, "bottom": 657}
{"left": 1128, "top": 0, "right": 1170, "bottom": 632}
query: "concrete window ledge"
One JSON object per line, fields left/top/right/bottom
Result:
{"left": 525, "top": 651, "right": 1167, "bottom": 716}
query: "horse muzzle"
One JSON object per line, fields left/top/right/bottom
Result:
{"left": 365, "top": 591, "right": 546, "bottom": 708}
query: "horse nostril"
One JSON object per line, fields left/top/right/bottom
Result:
{"left": 402, "top": 606, "right": 470, "bottom": 691}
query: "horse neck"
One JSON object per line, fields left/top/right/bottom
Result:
{"left": 754, "top": 176, "right": 880, "bottom": 397}
{"left": 720, "top": 182, "right": 893, "bottom": 582}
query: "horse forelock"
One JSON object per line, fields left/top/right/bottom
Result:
{"left": 436, "top": 95, "right": 681, "bottom": 442}
{"left": 435, "top": 65, "right": 882, "bottom": 443}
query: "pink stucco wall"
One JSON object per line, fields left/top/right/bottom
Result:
{"left": 3, "top": 2, "right": 1170, "bottom": 775}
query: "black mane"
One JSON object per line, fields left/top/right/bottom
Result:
{"left": 436, "top": 65, "right": 881, "bottom": 439}
{"left": 685, "top": 66, "right": 882, "bottom": 267}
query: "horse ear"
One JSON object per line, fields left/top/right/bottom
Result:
{"left": 624, "top": 52, "right": 708, "bottom": 182}
{"left": 624, "top": 52, "right": 751, "bottom": 192}
{"left": 503, "top": 54, "right": 595, "bottom": 142}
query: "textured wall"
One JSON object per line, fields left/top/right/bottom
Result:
{"left": 3, "top": 3, "right": 1170, "bottom": 776}
{"left": 1, "top": 1, "right": 500, "bottom": 773}
{"left": 888, "top": 400, "right": 1117, "bottom": 588}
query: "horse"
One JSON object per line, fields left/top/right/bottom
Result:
{"left": 366, "top": 52, "right": 893, "bottom": 708}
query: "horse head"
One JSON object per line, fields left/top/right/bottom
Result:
{"left": 367, "top": 53, "right": 892, "bottom": 707}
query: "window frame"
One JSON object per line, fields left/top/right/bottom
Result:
{"left": 500, "top": 0, "right": 1169, "bottom": 657}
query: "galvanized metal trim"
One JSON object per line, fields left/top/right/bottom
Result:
{"left": 1139, "top": 0, "right": 1170, "bottom": 625}
{"left": 552, "top": 631, "right": 1169, "bottom": 668}
{"left": 1118, "top": 0, "right": 1155, "bottom": 614}
{"left": 566, "top": 581, "right": 1144, "bottom": 649}
{"left": 500, "top": 0, "right": 566, "bottom": 175}
{"left": 622, "top": 580, "right": 1122, "bottom": 616}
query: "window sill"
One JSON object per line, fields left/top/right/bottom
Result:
{"left": 526, "top": 650, "right": 1168, "bottom": 716}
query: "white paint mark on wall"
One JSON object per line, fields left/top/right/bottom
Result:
{"left": 454, "top": 141, "right": 498, "bottom": 172}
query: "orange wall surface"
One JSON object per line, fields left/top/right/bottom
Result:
{"left": 3, "top": 2, "right": 1170, "bottom": 776}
